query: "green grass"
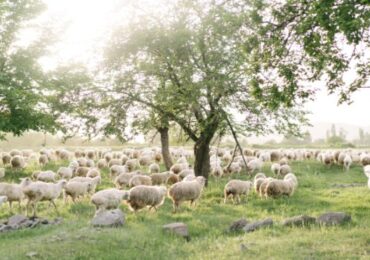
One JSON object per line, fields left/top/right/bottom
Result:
{"left": 0, "top": 160, "right": 369, "bottom": 260}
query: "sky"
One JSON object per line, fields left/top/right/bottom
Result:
{"left": 37, "top": 0, "right": 370, "bottom": 140}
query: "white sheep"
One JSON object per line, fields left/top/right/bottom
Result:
{"left": 247, "top": 158, "right": 263, "bottom": 174}
{"left": 64, "top": 181, "right": 92, "bottom": 203}
{"left": 0, "top": 179, "right": 28, "bottom": 211}
{"left": 151, "top": 172, "right": 176, "bottom": 185}
{"left": 279, "top": 164, "right": 292, "bottom": 176}
{"left": 91, "top": 188, "right": 130, "bottom": 212}
{"left": 10, "top": 155, "right": 26, "bottom": 169}
{"left": 129, "top": 175, "right": 152, "bottom": 187}
{"left": 224, "top": 180, "right": 253, "bottom": 204}
{"left": 87, "top": 168, "right": 100, "bottom": 178}
{"left": 148, "top": 163, "right": 160, "bottom": 174}
{"left": 110, "top": 165, "right": 128, "bottom": 180}
{"left": 69, "top": 176, "right": 101, "bottom": 194}
{"left": 343, "top": 154, "right": 352, "bottom": 171}
{"left": 270, "top": 163, "right": 281, "bottom": 175}
{"left": 114, "top": 172, "right": 138, "bottom": 189}
{"left": 127, "top": 185, "right": 167, "bottom": 212}
{"left": 22, "top": 179, "right": 67, "bottom": 216}
{"left": 168, "top": 176, "right": 206, "bottom": 213}
{"left": 57, "top": 166, "right": 74, "bottom": 180}
{"left": 364, "top": 165, "right": 370, "bottom": 178}
{"left": 33, "top": 170, "right": 57, "bottom": 182}
{"left": 182, "top": 175, "right": 196, "bottom": 182}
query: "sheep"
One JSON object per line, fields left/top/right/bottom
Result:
{"left": 129, "top": 175, "right": 152, "bottom": 187}
{"left": 265, "top": 179, "right": 294, "bottom": 198}
{"left": 64, "top": 181, "right": 92, "bottom": 203}
{"left": 86, "top": 159, "right": 95, "bottom": 168}
{"left": 284, "top": 173, "right": 298, "bottom": 190}
{"left": 211, "top": 165, "right": 224, "bottom": 178}
{"left": 10, "top": 155, "right": 26, "bottom": 169}
{"left": 259, "top": 177, "right": 275, "bottom": 198}
{"left": 22, "top": 179, "right": 67, "bottom": 216}
{"left": 91, "top": 188, "right": 130, "bottom": 212}
{"left": 361, "top": 153, "right": 370, "bottom": 166}
{"left": 148, "top": 163, "right": 160, "bottom": 174}
{"left": 38, "top": 154, "right": 49, "bottom": 166}
{"left": 279, "top": 157, "right": 289, "bottom": 165}
{"left": 253, "top": 172, "right": 266, "bottom": 182}
{"left": 343, "top": 154, "right": 352, "bottom": 171}
{"left": 182, "top": 175, "right": 196, "bottom": 182}
{"left": 77, "top": 158, "right": 88, "bottom": 167}
{"left": 170, "top": 163, "right": 187, "bottom": 174}
{"left": 86, "top": 168, "right": 100, "bottom": 178}
{"left": 33, "top": 170, "right": 57, "bottom": 182}
{"left": 154, "top": 153, "right": 162, "bottom": 163}
{"left": 127, "top": 185, "right": 167, "bottom": 212}
{"left": 57, "top": 166, "right": 74, "bottom": 180}
{"left": 224, "top": 180, "right": 253, "bottom": 204}
{"left": 270, "top": 151, "right": 281, "bottom": 162}
{"left": 151, "top": 172, "right": 177, "bottom": 185}
{"left": 2, "top": 153, "right": 11, "bottom": 165}
{"left": 10, "top": 149, "right": 22, "bottom": 157}
{"left": 178, "top": 169, "right": 194, "bottom": 180}
{"left": 224, "top": 162, "right": 242, "bottom": 175}
{"left": 279, "top": 164, "right": 292, "bottom": 176}
{"left": 323, "top": 152, "right": 334, "bottom": 166}
{"left": 0, "top": 168, "right": 5, "bottom": 179}
{"left": 271, "top": 163, "right": 281, "bottom": 175}
{"left": 114, "top": 172, "right": 138, "bottom": 189}
{"left": 125, "top": 159, "right": 139, "bottom": 171}
{"left": 110, "top": 165, "right": 128, "bottom": 179}
{"left": 168, "top": 176, "right": 206, "bottom": 213}
{"left": 97, "top": 159, "right": 107, "bottom": 169}
{"left": 364, "top": 165, "right": 370, "bottom": 178}
{"left": 247, "top": 158, "right": 263, "bottom": 174}
{"left": 75, "top": 167, "right": 90, "bottom": 177}
{"left": 0, "top": 179, "right": 29, "bottom": 211}
{"left": 69, "top": 176, "right": 101, "bottom": 194}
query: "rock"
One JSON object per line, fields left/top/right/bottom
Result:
{"left": 91, "top": 209, "right": 125, "bottom": 227}
{"left": 0, "top": 225, "right": 14, "bottom": 232}
{"left": 163, "top": 222, "right": 190, "bottom": 241}
{"left": 26, "top": 251, "right": 38, "bottom": 258}
{"left": 243, "top": 218, "right": 273, "bottom": 233}
{"left": 8, "top": 214, "right": 27, "bottom": 227}
{"left": 317, "top": 212, "right": 351, "bottom": 226}
{"left": 228, "top": 218, "right": 249, "bottom": 232}
{"left": 282, "top": 215, "right": 316, "bottom": 227}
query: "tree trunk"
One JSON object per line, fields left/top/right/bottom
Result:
{"left": 194, "top": 138, "right": 211, "bottom": 181}
{"left": 158, "top": 127, "right": 173, "bottom": 170}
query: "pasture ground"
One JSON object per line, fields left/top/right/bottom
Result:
{"left": 0, "top": 160, "right": 369, "bottom": 259}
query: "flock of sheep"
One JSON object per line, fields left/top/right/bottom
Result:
{"left": 0, "top": 147, "right": 369, "bottom": 218}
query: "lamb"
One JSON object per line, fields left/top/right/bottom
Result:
{"left": 0, "top": 179, "right": 29, "bottom": 211}
{"left": 64, "top": 181, "right": 92, "bottom": 203}
{"left": 114, "top": 172, "right": 138, "bottom": 189}
{"left": 343, "top": 154, "right": 352, "bottom": 171}
{"left": 168, "top": 176, "right": 206, "bottom": 213}
{"left": 57, "top": 166, "right": 74, "bottom": 180}
{"left": 127, "top": 185, "right": 167, "bottom": 212}
{"left": 271, "top": 163, "right": 281, "bottom": 175}
{"left": 69, "top": 176, "right": 101, "bottom": 194}
{"left": 148, "top": 163, "right": 160, "bottom": 174}
{"left": 224, "top": 180, "right": 253, "bottom": 204}
{"left": 10, "top": 155, "right": 26, "bottom": 169}
{"left": 129, "top": 175, "right": 152, "bottom": 187}
{"left": 91, "top": 188, "right": 130, "bottom": 212}
{"left": 22, "top": 179, "right": 67, "bottom": 216}
{"left": 33, "top": 170, "right": 57, "bottom": 182}
{"left": 38, "top": 154, "right": 49, "bottom": 166}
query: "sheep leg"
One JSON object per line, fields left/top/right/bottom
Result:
{"left": 172, "top": 201, "right": 179, "bottom": 213}
{"left": 51, "top": 200, "right": 59, "bottom": 215}
{"left": 9, "top": 201, "right": 13, "bottom": 213}
{"left": 32, "top": 203, "right": 37, "bottom": 217}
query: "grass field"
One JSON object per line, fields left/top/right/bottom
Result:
{"left": 0, "top": 160, "right": 369, "bottom": 260}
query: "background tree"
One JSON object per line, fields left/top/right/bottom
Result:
{"left": 102, "top": 0, "right": 310, "bottom": 180}
{"left": 0, "top": 0, "right": 59, "bottom": 139}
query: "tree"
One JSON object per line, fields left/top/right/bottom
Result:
{"left": 247, "top": 0, "right": 370, "bottom": 104}
{"left": 102, "top": 0, "right": 310, "bottom": 180}
{"left": 0, "top": 0, "right": 58, "bottom": 139}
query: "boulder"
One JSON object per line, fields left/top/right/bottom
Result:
{"left": 8, "top": 214, "right": 28, "bottom": 227}
{"left": 228, "top": 218, "right": 249, "bottom": 232}
{"left": 163, "top": 222, "right": 190, "bottom": 241}
{"left": 91, "top": 209, "right": 125, "bottom": 227}
{"left": 316, "top": 212, "right": 351, "bottom": 226}
{"left": 282, "top": 215, "right": 316, "bottom": 227}
{"left": 243, "top": 218, "right": 273, "bottom": 233}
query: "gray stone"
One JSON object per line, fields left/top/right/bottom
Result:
{"left": 163, "top": 222, "right": 190, "bottom": 241}
{"left": 0, "top": 225, "right": 14, "bottom": 232}
{"left": 317, "top": 212, "right": 351, "bottom": 226}
{"left": 91, "top": 209, "right": 125, "bottom": 227}
{"left": 243, "top": 218, "right": 273, "bottom": 233}
{"left": 283, "top": 215, "right": 316, "bottom": 227}
{"left": 8, "top": 214, "right": 27, "bottom": 227}
{"left": 228, "top": 218, "right": 249, "bottom": 232}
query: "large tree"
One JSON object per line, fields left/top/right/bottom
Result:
{"left": 102, "top": 0, "right": 309, "bottom": 180}
{"left": 0, "top": 0, "right": 59, "bottom": 139}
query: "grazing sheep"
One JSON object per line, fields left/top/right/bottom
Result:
{"left": 279, "top": 164, "right": 292, "bottom": 176}
{"left": 127, "top": 185, "right": 167, "bottom": 212}
{"left": 225, "top": 162, "right": 242, "bottom": 175}
{"left": 168, "top": 176, "right": 206, "bottom": 213}
{"left": 154, "top": 153, "right": 162, "bottom": 163}
{"left": 265, "top": 173, "right": 298, "bottom": 198}
{"left": 323, "top": 152, "right": 334, "bottom": 166}
{"left": 75, "top": 167, "right": 90, "bottom": 177}
{"left": 224, "top": 180, "right": 253, "bottom": 204}
{"left": 2, "top": 153, "right": 11, "bottom": 165}
{"left": 64, "top": 181, "right": 92, "bottom": 203}
{"left": 343, "top": 154, "right": 352, "bottom": 171}
{"left": 279, "top": 157, "right": 289, "bottom": 165}
{"left": 33, "top": 170, "right": 57, "bottom": 182}
{"left": 91, "top": 188, "right": 130, "bottom": 212}
{"left": 129, "top": 175, "right": 152, "bottom": 187}
{"left": 361, "top": 153, "right": 370, "bottom": 166}
{"left": 166, "top": 173, "right": 180, "bottom": 185}
{"left": 97, "top": 159, "right": 107, "bottom": 169}
{"left": 69, "top": 176, "right": 101, "bottom": 194}
{"left": 114, "top": 172, "right": 138, "bottom": 189}
{"left": 22, "top": 179, "right": 67, "bottom": 217}
{"left": 57, "top": 167, "right": 74, "bottom": 180}
{"left": 87, "top": 168, "right": 100, "bottom": 178}
{"left": 139, "top": 156, "right": 152, "bottom": 167}
{"left": 270, "top": 151, "right": 281, "bottom": 162}
{"left": 151, "top": 172, "right": 177, "bottom": 185}
{"left": 86, "top": 159, "right": 95, "bottom": 168}
{"left": 110, "top": 165, "right": 128, "bottom": 180}
{"left": 247, "top": 158, "right": 263, "bottom": 174}
{"left": 0, "top": 179, "right": 29, "bottom": 211}
{"left": 271, "top": 163, "right": 281, "bottom": 175}
{"left": 125, "top": 159, "right": 139, "bottom": 171}
{"left": 253, "top": 172, "right": 266, "bottom": 182}
{"left": 259, "top": 177, "right": 275, "bottom": 198}
{"left": 211, "top": 165, "right": 224, "bottom": 178}
{"left": 148, "top": 163, "right": 160, "bottom": 174}
{"left": 10, "top": 155, "right": 26, "bottom": 169}
{"left": 170, "top": 163, "right": 188, "bottom": 174}
{"left": 77, "top": 158, "right": 88, "bottom": 167}
{"left": 38, "top": 154, "right": 49, "bottom": 166}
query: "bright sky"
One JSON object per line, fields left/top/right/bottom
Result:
{"left": 38, "top": 0, "right": 370, "bottom": 138}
